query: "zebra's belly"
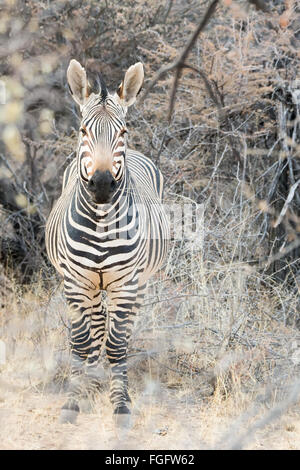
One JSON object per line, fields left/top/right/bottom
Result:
{"left": 47, "top": 174, "right": 170, "bottom": 290}
{"left": 57, "top": 227, "right": 149, "bottom": 289}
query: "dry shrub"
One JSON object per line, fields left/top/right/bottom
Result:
{"left": 0, "top": 0, "right": 299, "bottom": 283}
{"left": 0, "top": 0, "right": 299, "bottom": 449}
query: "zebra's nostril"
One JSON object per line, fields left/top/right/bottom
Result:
{"left": 88, "top": 178, "right": 96, "bottom": 191}
{"left": 87, "top": 171, "right": 116, "bottom": 198}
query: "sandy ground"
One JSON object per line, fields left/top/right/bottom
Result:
{"left": 0, "top": 382, "right": 300, "bottom": 450}
{"left": 1, "top": 289, "right": 299, "bottom": 450}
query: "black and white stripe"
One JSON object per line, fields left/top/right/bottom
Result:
{"left": 46, "top": 69, "right": 169, "bottom": 423}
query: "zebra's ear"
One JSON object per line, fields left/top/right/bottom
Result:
{"left": 116, "top": 62, "right": 144, "bottom": 107}
{"left": 67, "top": 59, "right": 89, "bottom": 108}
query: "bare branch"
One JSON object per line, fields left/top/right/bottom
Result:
{"left": 143, "top": 0, "right": 270, "bottom": 120}
{"left": 142, "top": 0, "right": 220, "bottom": 120}
{"left": 273, "top": 180, "right": 300, "bottom": 228}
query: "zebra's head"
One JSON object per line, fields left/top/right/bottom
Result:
{"left": 67, "top": 59, "right": 144, "bottom": 204}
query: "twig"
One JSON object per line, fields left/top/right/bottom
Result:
{"left": 0, "top": 153, "right": 21, "bottom": 187}
{"left": 183, "top": 63, "right": 221, "bottom": 109}
{"left": 273, "top": 180, "right": 300, "bottom": 228}
{"left": 142, "top": 0, "right": 220, "bottom": 121}
{"left": 140, "top": 321, "right": 195, "bottom": 333}
{"left": 262, "top": 238, "right": 300, "bottom": 270}
{"left": 155, "top": 128, "right": 168, "bottom": 167}
{"left": 162, "top": 0, "right": 174, "bottom": 23}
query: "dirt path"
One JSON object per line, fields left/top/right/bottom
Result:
{"left": 1, "top": 387, "right": 299, "bottom": 450}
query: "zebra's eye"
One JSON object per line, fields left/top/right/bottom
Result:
{"left": 80, "top": 127, "right": 87, "bottom": 136}
{"left": 120, "top": 128, "right": 128, "bottom": 136}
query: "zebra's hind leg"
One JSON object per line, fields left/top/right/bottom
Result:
{"left": 60, "top": 284, "right": 106, "bottom": 424}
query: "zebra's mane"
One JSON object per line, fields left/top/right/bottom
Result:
{"left": 87, "top": 69, "right": 108, "bottom": 102}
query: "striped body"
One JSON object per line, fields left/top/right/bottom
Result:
{"left": 46, "top": 149, "right": 169, "bottom": 290}
{"left": 45, "top": 79, "right": 169, "bottom": 420}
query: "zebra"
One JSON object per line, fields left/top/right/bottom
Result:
{"left": 45, "top": 59, "right": 170, "bottom": 425}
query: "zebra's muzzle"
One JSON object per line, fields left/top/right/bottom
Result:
{"left": 88, "top": 169, "right": 117, "bottom": 204}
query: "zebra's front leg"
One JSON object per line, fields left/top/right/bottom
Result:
{"left": 60, "top": 283, "right": 106, "bottom": 424}
{"left": 106, "top": 282, "right": 139, "bottom": 424}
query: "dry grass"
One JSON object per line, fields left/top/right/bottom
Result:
{"left": 0, "top": 0, "right": 300, "bottom": 450}
{"left": 0, "top": 219, "right": 299, "bottom": 449}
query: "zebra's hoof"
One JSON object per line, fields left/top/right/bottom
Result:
{"left": 59, "top": 408, "right": 79, "bottom": 424}
{"left": 114, "top": 405, "right": 131, "bottom": 428}
{"left": 59, "top": 403, "right": 79, "bottom": 424}
{"left": 79, "top": 398, "right": 94, "bottom": 414}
